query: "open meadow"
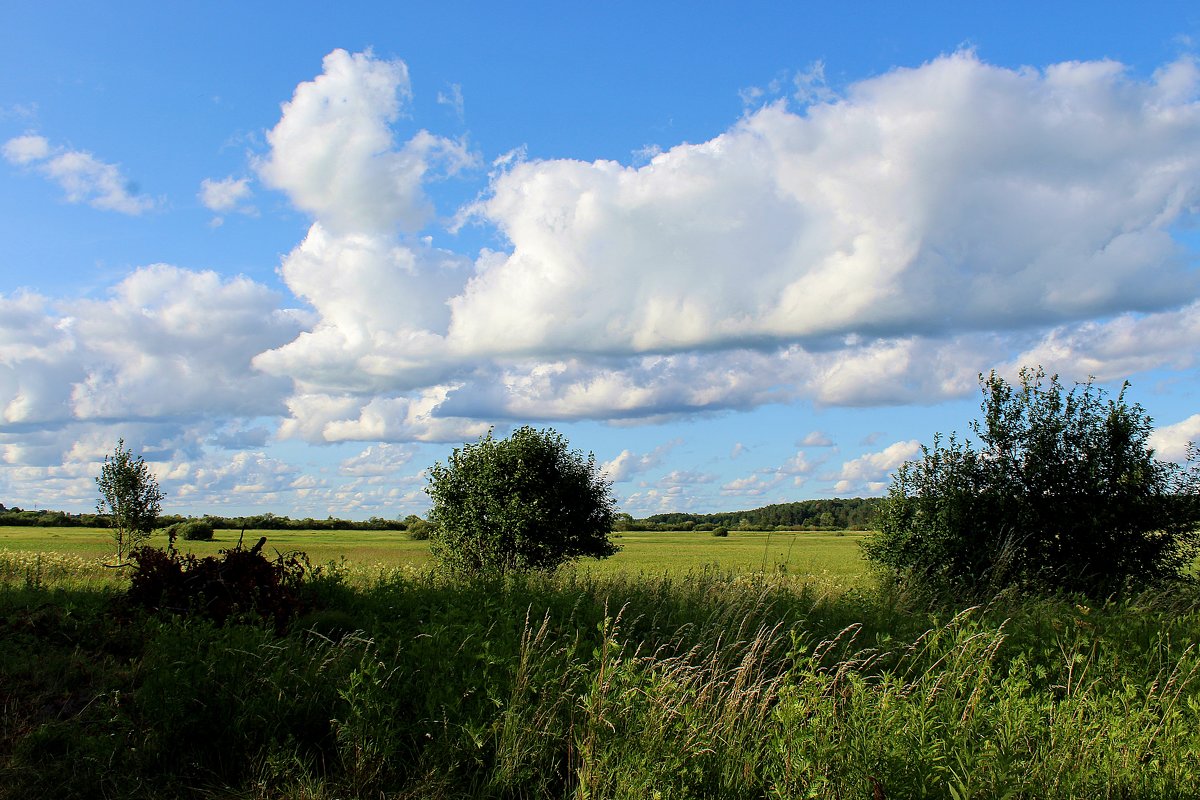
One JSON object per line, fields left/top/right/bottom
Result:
{"left": 3, "top": 526, "right": 1199, "bottom": 799}
{"left": 0, "top": 525, "right": 871, "bottom": 588}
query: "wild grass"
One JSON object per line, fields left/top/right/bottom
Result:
{"left": 0, "top": 548, "right": 113, "bottom": 589}
{"left": 3, "top": 555, "right": 1198, "bottom": 799}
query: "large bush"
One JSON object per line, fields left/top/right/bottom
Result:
{"left": 162, "top": 519, "right": 214, "bottom": 541}
{"left": 864, "top": 368, "right": 1200, "bottom": 597}
{"left": 426, "top": 426, "right": 619, "bottom": 574}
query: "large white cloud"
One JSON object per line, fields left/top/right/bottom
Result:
{"left": 0, "top": 266, "right": 303, "bottom": 467}
{"left": 257, "top": 50, "right": 1200, "bottom": 437}
{"left": 450, "top": 53, "right": 1200, "bottom": 357}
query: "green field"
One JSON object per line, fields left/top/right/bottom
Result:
{"left": 0, "top": 525, "right": 872, "bottom": 587}
{"left": 7, "top": 524, "right": 1198, "bottom": 798}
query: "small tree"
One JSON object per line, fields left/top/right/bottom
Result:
{"left": 402, "top": 514, "right": 433, "bottom": 540}
{"left": 426, "top": 426, "right": 619, "bottom": 574}
{"left": 96, "top": 439, "right": 165, "bottom": 564}
{"left": 864, "top": 368, "right": 1200, "bottom": 597}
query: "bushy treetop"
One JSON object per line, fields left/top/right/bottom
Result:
{"left": 426, "top": 426, "right": 618, "bottom": 574}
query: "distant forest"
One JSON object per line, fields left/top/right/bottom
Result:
{"left": 0, "top": 497, "right": 883, "bottom": 532}
{"left": 629, "top": 497, "right": 882, "bottom": 532}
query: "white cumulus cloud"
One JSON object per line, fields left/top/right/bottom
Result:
{"left": 340, "top": 443, "right": 417, "bottom": 476}
{"left": 255, "top": 48, "right": 475, "bottom": 237}
{"left": 255, "top": 51, "right": 1200, "bottom": 434}
{"left": 0, "top": 266, "right": 304, "bottom": 474}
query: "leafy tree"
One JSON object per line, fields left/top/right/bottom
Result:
{"left": 426, "top": 426, "right": 618, "bottom": 574}
{"left": 864, "top": 368, "right": 1200, "bottom": 597}
{"left": 96, "top": 439, "right": 165, "bottom": 563}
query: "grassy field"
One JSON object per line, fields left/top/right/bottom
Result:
{"left": 0, "top": 525, "right": 871, "bottom": 586}
{"left": 4, "top": 525, "right": 1199, "bottom": 799}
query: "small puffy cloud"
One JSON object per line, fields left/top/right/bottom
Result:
{"left": 721, "top": 472, "right": 785, "bottom": 497}
{"left": 1149, "top": 414, "right": 1200, "bottom": 463}
{"left": 4, "top": 134, "right": 156, "bottom": 214}
{"left": 176, "top": 451, "right": 301, "bottom": 500}
{"left": 621, "top": 468, "right": 717, "bottom": 514}
{"left": 730, "top": 442, "right": 746, "bottom": 459}
{"left": 658, "top": 469, "right": 717, "bottom": 487}
{"left": 199, "top": 176, "right": 253, "bottom": 212}
{"left": 2, "top": 134, "right": 50, "bottom": 164}
{"left": 779, "top": 451, "right": 813, "bottom": 476}
{"left": 0, "top": 419, "right": 271, "bottom": 511}
{"left": 600, "top": 439, "right": 680, "bottom": 482}
{"left": 834, "top": 440, "right": 922, "bottom": 494}
{"left": 276, "top": 389, "right": 491, "bottom": 444}
{"left": 721, "top": 447, "right": 818, "bottom": 500}
{"left": 800, "top": 431, "right": 834, "bottom": 447}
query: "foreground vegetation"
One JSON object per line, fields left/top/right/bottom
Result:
{"left": 2, "top": 544, "right": 1198, "bottom": 799}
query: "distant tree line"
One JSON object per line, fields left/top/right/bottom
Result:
{"left": 628, "top": 497, "right": 883, "bottom": 532}
{"left": 1, "top": 498, "right": 882, "bottom": 534}
{"left": 0, "top": 504, "right": 416, "bottom": 532}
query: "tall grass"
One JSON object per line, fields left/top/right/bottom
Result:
{"left": 0, "top": 549, "right": 114, "bottom": 589}
{"left": 2, "top": 559, "right": 1198, "bottom": 799}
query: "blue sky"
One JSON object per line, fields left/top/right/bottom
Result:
{"left": 3, "top": 2, "right": 1200, "bottom": 519}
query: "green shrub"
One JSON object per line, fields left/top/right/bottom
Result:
{"left": 405, "top": 519, "right": 432, "bottom": 540}
{"left": 864, "top": 368, "right": 1200, "bottom": 597}
{"left": 711, "top": 526, "right": 729, "bottom": 537}
{"left": 162, "top": 519, "right": 214, "bottom": 541}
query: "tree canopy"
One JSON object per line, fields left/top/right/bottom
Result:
{"left": 426, "top": 427, "right": 618, "bottom": 574}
